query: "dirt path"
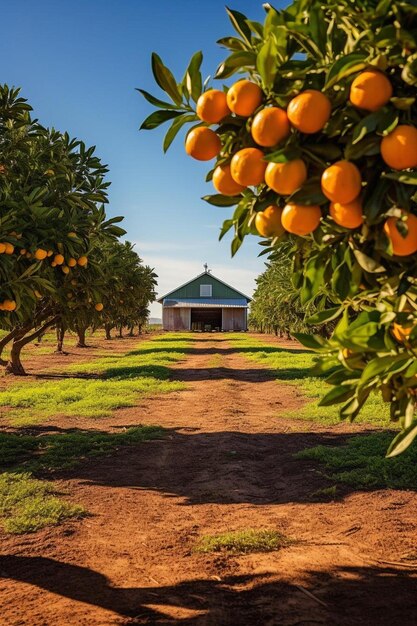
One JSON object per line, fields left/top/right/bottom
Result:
{"left": 1, "top": 335, "right": 417, "bottom": 625}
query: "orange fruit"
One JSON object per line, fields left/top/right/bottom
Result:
{"left": 185, "top": 127, "right": 221, "bottom": 161}
{"left": 3, "top": 299, "right": 16, "bottom": 311}
{"left": 281, "top": 203, "right": 322, "bottom": 236}
{"left": 380, "top": 125, "right": 417, "bottom": 170}
{"left": 77, "top": 256, "right": 88, "bottom": 267}
{"left": 226, "top": 80, "right": 263, "bottom": 117}
{"left": 20, "top": 249, "right": 27, "bottom": 255}
{"left": 391, "top": 322, "right": 414, "bottom": 343}
{"left": 62, "top": 265, "right": 70, "bottom": 274}
{"left": 251, "top": 107, "right": 290, "bottom": 147}
{"left": 265, "top": 159, "right": 307, "bottom": 195}
{"left": 34, "top": 248, "right": 48, "bottom": 260}
{"left": 321, "top": 160, "right": 362, "bottom": 203}
{"left": 230, "top": 148, "right": 267, "bottom": 186}
{"left": 68, "top": 258, "right": 77, "bottom": 267}
{"left": 329, "top": 198, "right": 364, "bottom": 229}
{"left": 95, "top": 303, "right": 104, "bottom": 311}
{"left": 349, "top": 70, "right": 392, "bottom": 111}
{"left": 384, "top": 213, "right": 417, "bottom": 256}
{"left": 54, "top": 253, "right": 64, "bottom": 265}
{"left": 255, "top": 205, "right": 285, "bottom": 238}
{"left": 51, "top": 261, "right": 57, "bottom": 267}
{"left": 47, "top": 250, "right": 53, "bottom": 257}
{"left": 287, "top": 90, "right": 331, "bottom": 134}
{"left": 212, "top": 163, "right": 246, "bottom": 196}
{"left": 196, "top": 90, "right": 230, "bottom": 124}
{"left": 5, "top": 243, "right": 14, "bottom": 255}
{"left": 0, "top": 243, "right": 6, "bottom": 254}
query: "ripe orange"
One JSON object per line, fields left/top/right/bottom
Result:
{"left": 51, "top": 261, "right": 57, "bottom": 267}
{"left": 251, "top": 107, "right": 290, "bottom": 147}
{"left": 3, "top": 299, "right": 16, "bottom": 311}
{"left": 5, "top": 243, "right": 14, "bottom": 255}
{"left": 329, "top": 198, "right": 364, "bottom": 229}
{"left": 230, "top": 148, "right": 267, "bottom": 186}
{"left": 212, "top": 163, "right": 246, "bottom": 196}
{"left": 349, "top": 70, "right": 392, "bottom": 111}
{"left": 264, "top": 159, "right": 307, "bottom": 195}
{"left": 380, "top": 125, "right": 417, "bottom": 170}
{"left": 54, "top": 253, "right": 64, "bottom": 265}
{"left": 95, "top": 303, "right": 104, "bottom": 311}
{"left": 20, "top": 249, "right": 27, "bottom": 255}
{"left": 77, "top": 256, "right": 88, "bottom": 267}
{"left": 383, "top": 213, "right": 417, "bottom": 256}
{"left": 34, "top": 248, "right": 48, "bottom": 260}
{"left": 196, "top": 90, "right": 230, "bottom": 124}
{"left": 287, "top": 90, "right": 331, "bottom": 134}
{"left": 255, "top": 205, "right": 284, "bottom": 238}
{"left": 0, "top": 243, "right": 6, "bottom": 254}
{"left": 321, "top": 160, "right": 362, "bottom": 203}
{"left": 281, "top": 203, "right": 322, "bottom": 236}
{"left": 391, "top": 322, "right": 414, "bottom": 343}
{"left": 62, "top": 265, "right": 70, "bottom": 274}
{"left": 226, "top": 80, "right": 263, "bottom": 117}
{"left": 68, "top": 258, "right": 77, "bottom": 267}
{"left": 185, "top": 127, "right": 221, "bottom": 161}
{"left": 47, "top": 250, "right": 53, "bottom": 257}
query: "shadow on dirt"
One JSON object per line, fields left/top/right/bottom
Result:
{"left": 1, "top": 556, "right": 417, "bottom": 625}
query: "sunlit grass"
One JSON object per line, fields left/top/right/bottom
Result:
{"left": 0, "top": 334, "right": 192, "bottom": 426}
{"left": 194, "top": 529, "right": 292, "bottom": 554}
{"left": 0, "top": 472, "right": 84, "bottom": 534}
{"left": 226, "top": 333, "right": 390, "bottom": 427}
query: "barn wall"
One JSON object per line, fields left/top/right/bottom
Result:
{"left": 222, "top": 308, "right": 246, "bottom": 331}
{"left": 162, "top": 307, "right": 191, "bottom": 331}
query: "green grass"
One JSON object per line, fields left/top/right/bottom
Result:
{"left": 296, "top": 431, "right": 417, "bottom": 490}
{"left": 0, "top": 472, "right": 84, "bottom": 534}
{"left": 0, "top": 334, "right": 191, "bottom": 426}
{"left": 226, "top": 333, "right": 391, "bottom": 427}
{"left": 194, "top": 529, "right": 292, "bottom": 554}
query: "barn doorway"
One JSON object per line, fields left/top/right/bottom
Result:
{"left": 190, "top": 308, "right": 222, "bottom": 332}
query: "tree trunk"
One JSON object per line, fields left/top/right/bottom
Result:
{"left": 118, "top": 325, "right": 123, "bottom": 338}
{"left": 138, "top": 323, "right": 143, "bottom": 335}
{"left": 55, "top": 322, "right": 66, "bottom": 353}
{"left": 5, "top": 317, "right": 58, "bottom": 375}
{"left": 76, "top": 325, "right": 88, "bottom": 348}
{"left": 104, "top": 324, "right": 112, "bottom": 340}
{"left": 128, "top": 325, "right": 134, "bottom": 337}
{"left": 0, "top": 328, "right": 23, "bottom": 366}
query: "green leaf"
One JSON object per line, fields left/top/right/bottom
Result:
{"left": 287, "top": 179, "right": 328, "bottom": 205}
{"left": 325, "top": 53, "right": 368, "bottom": 90}
{"left": 263, "top": 145, "right": 302, "bottom": 163}
{"left": 219, "top": 218, "right": 234, "bottom": 241}
{"left": 163, "top": 114, "right": 197, "bottom": 152}
{"left": 307, "top": 306, "right": 342, "bottom": 325}
{"left": 308, "top": 5, "right": 327, "bottom": 56}
{"left": 202, "top": 194, "right": 241, "bottom": 207}
{"left": 386, "top": 419, "right": 417, "bottom": 458}
{"left": 383, "top": 171, "right": 417, "bottom": 185}
{"left": 140, "top": 110, "right": 184, "bottom": 131}
{"left": 151, "top": 53, "right": 182, "bottom": 105}
{"left": 217, "top": 36, "right": 248, "bottom": 51}
{"left": 319, "top": 384, "right": 355, "bottom": 407}
{"left": 256, "top": 35, "right": 279, "bottom": 91}
{"left": 215, "top": 51, "right": 257, "bottom": 79}
{"left": 135, "top": 89, "right": 179, "bottom": 110}
{"left": 293, "top": 332, "right": 325, "bottom": 350}
{"left": 183, "top": 51, "right": 203, "bottom": 103}
{"left": 226, "top": 7, "right": 252, "bottom": 46}
{"left": 231, "top": 235, "right": 243, "bottom": 257}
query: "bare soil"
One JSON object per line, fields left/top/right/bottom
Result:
{"left": 1, "top": 333, "right": 417, "bottom": 625}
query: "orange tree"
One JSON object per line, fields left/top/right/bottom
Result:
{"left": 139, "top": 1, "right": 417, "bottom": 455}
{"left": 0, "top": 86, "right": 125, "bottom": 373}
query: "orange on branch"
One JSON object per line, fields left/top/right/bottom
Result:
{"left": 212, "top": 163, "right": 246, "bottom": 196}
{"left": 251, "top": 107, "right": 290, "bottom": 147}
{"left": 185, "top": 127, "right": 221, "bottom": 161}
{"left": 34, "top": 248, "right": 48, "bottom": 260}
{"left": 230, "top": 148, "right": 267, "bottom": 187}
{"left": 196, "top": 90, "right": 230, "bottom": 123}
{"left": 54, "top": 254, "right": 64, "bottom": 265}
{"left": 95, "top": 303, "right": 104, "bottom": 311}
{"left": 77, "top": 256, "right": 88, "bottom": 267}
{"left": 226, "top": 80, "right": 263, "bottom": 117}
{"left": 255, "top": 205, "right": 284, "bottom": 238}
{"left": 349, "top": 70, "right": 392, "bottom": 111}
{"left": 321, "top": 160, "right": 362, "bottom": 203}
{"left": 391, "top": 322, "right": 414, "bottom": 343}
{"left": 0, "top": 243, "right": 6, "bottom": 254}
{"left": 5, "top": 243, "right": 14, "bottom": 255}
{"left": 62, "top": 265, "right": 70, "bottom": 274}
{"left": 68, "top": 258, "right": 77, "bottom": 267}
{"left": 3, "top": 300, "right": 16, "bottom": 311}
{"left": 380, "top": 125, "right": 417, "bottom": 170}
{"left": 329, "top": 198, "right": 364, "bottom": 229}
{"left": 287, "top": 90, "right": 331, "bottom": 134}
{"left": 265, "top": 159, "right": 307, "bottom": 195}
{"left": 384, "top": 213, "right": 417, "bottom": 256}
{"left": 281, "top": 203, "right": 322, "bottom": 236}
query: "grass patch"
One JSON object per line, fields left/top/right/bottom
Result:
{"left": 226, "top": 334, "right": 390, "bottom": 427}
{"left": 194, "top": 529, "right": 291, "bottom": 554}
{"left": 296, "top": 431, "right": 417, "bottom": 490}
{"left": 0, "top": 425, "right": 164, "bottom": 473}
{"left": 0, "top": 472, "right": 84, "bottom": 534}
{"left": 0, "top": 334, "right": 191, "bottom": 426}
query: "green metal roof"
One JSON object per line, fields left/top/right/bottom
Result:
{"left": 157, "top": 271, "right": 251, "bottom": 303}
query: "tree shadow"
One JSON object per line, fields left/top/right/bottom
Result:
{"left": 1, "top": 556, "right": 417, "bottom": 625}
{"left": 170, "top": 366, "right": 312, "bottom": 382}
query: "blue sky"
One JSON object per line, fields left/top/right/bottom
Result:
{"left": 1, "top": 1, "right": 280, "bottom": 317}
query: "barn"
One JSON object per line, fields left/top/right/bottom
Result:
{"left": 158, "top": 266, "right": 251, "bottom": 332}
